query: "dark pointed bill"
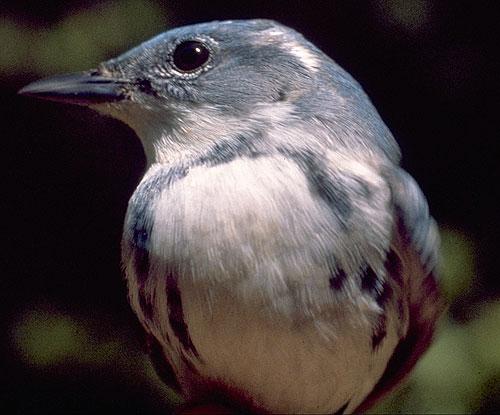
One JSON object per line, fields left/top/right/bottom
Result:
{"left": 18, "top": 71, "right": 128, "bottom": 105}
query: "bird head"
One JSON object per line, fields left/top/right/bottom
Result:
{"left": 19, "top": 19, "right": 399, "bottom": 164}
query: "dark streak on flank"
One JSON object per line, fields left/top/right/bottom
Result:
{"left": 358, "top": 265, "right": 389, "bottom": 349}
{"left": 360, "top": 266, "right": 381, "bottom": 294}
{"left": 372, "top": 313, "right": 387, "bottom": 349}
{"left": 361, "top": 254, "right": 402, "bottom": 350}
{"left": 326, "top": 255, "right": 347, "bottom": 291}
{"left": 166, "top": 273, "right": 199, "bottom": 357}
{"left": 375, "top": 281, "right": 392, "bottom": 309}
{"left": 385, "top": 249, "right": 404, "bottom": 287}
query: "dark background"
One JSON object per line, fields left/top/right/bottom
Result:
{"left": 2, "top": 1, "right": 499, "bottom": 413}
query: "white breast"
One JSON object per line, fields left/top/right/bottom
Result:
{"left": 127, "top": 154, "right": 399, "bottom": 413}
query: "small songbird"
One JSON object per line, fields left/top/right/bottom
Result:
{"left": 20, "top": 19, "right": 442, "bottom": 414}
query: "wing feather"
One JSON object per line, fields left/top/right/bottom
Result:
{"left": 356, "top": 168, "right": 444, "bottom": 412}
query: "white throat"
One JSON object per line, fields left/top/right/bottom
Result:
{"left": 94, "top": 100, "right": 297, "bottom": 166}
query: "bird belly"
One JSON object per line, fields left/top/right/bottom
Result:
{"left": 181, "top": 287, "right": 394, "bottom": 414}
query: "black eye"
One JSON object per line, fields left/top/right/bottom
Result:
{"left": 172, "top": 40, "right": 210, "bottom": 73}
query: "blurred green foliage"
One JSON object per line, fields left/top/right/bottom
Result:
{"left": 1, "top": 0, "right": 168, "bottom": 75}
{"left": 11, "top": 305, "right": 181, "bottom": 410}
{"left": 13, "top": 310, "right": 88, "bottom": 366}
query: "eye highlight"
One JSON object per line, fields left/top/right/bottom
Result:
{"left": 172, "top": 40, "right": 210, "bottom": 73}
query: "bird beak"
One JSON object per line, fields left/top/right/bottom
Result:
{"left": 18, "top": 71, "right": 128, "bottom": 105}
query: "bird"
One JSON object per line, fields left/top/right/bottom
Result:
{"left": 19, "top": 19, "right": 443, "bottom": 414}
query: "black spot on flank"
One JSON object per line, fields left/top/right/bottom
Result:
{"left": 372, "top": 313, "right": 387, "bottom": 350}
{"left": 166, "top": 273, "right": 199, "bottom": 357}
{"left": 329, "top": 268, "right": 347, "bottom": 291}
{"left": 360, "top": 266, "right": 381, "bottom": 294}
{"left": 333, "top": 400, "right": 350, "bottom": 415}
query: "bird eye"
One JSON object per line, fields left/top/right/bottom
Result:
{"left": 172, "top": 40, "right": 210, "bottom": 73}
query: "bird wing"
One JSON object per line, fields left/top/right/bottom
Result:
{"left": 356, "top": 167, "right": 444, "bottom": 412}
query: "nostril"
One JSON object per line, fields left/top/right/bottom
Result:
{"left": 135, "top": 78, "right": 157, "bottom": 95}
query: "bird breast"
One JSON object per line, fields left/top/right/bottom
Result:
{"left": 122, "top": 153, "right": 399, "bottom": 413}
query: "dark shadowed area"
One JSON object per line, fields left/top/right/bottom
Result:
{"left": 2, "top": 1, "right": 498, "bottom": 413}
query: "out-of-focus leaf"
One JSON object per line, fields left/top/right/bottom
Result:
{"left": 12, "top": 308, "right": 88, "bottom": 366}
{"left": 402, "top": 320, "right": 482, "bottom": 413}
{"left": 0, "top": 18, "right": 31, "bottom": 74}
{"left": 439, "top": 227, "right": 476, "bottom": 300}
{"left": 466, "top": 301, "right": 500, "bottom": 371}
{"left": 1, "top": 0, "right": 169, "bottom": 75}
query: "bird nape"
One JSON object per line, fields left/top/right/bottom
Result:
{"left": 19, "top": 19, "right": 443, "bottom": 414}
